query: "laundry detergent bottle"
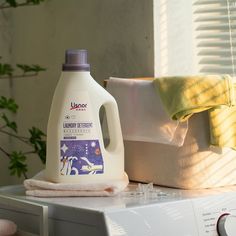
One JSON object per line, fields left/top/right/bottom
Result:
{"left": 45, "top": 49, "right": 124, "bottom": 183}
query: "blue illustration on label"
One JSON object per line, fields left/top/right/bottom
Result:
{"left": 60, "top": 140, "right": 104, "bottom": 175}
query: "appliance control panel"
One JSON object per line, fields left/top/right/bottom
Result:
{"left": 192, "top": 192, "right": 236, "bottom": 236}
{"left": 217, "top": 214, "right": 236, "bottom": 236}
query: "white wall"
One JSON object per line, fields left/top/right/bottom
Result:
{"left": 154, "top": 0, "right": 198, "bottom": 76}
{"left": 0, "top": 10, "right": 14, "bottom": 185}
{"left": 0, "top": 0, "right": 154, "bottom": 185}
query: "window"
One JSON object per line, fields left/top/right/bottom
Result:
{"left": 194, "top": 0, "right": 236, "bottom": 76}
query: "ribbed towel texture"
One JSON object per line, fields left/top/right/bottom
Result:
{"left": 0, "top": 219, "right": 17, "bottom": 236}
{"left": 24, "top": 170, "right": 129, "bottom": 197}
{"left": 154, "top": 75, "right": 236, "bottom": 149}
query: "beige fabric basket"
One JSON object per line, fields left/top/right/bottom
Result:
{"left": 105, "top": 77, "right": 236, "bottom": 189}
{"left": 124, "top": 111, "right": 236, "bottom": 189}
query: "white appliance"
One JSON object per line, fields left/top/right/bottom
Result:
{"left": 0, "top": 184, "right": 236, "bottom": 236}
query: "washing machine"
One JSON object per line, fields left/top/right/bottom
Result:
{"left": 0, "top": 183, "right": 236, "bottom": 236}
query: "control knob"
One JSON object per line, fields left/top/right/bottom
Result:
{"left": 217, "top": 214, "right": 236, "bottom": 236}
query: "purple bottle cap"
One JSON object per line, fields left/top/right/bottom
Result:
{"left": 62, "top": 49, "right": 90, "bottom": 71}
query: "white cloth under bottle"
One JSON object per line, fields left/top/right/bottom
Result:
{"left": 106, "top": 77, "right": 188, "bottom": 146}
{"left": 24, "top": 170, "right": 129, "bottom": 197}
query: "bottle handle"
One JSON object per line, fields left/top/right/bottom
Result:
{"left": 103, "top": 100, "right": 123, "bottom": 153}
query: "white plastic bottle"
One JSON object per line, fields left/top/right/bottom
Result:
{"left": 45, "top": 49, "right": 124, "bottom": 183}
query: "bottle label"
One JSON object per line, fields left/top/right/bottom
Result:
{"left": 60, "top": 91, "right": 104, "bottom": 176}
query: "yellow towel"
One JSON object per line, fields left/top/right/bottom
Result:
{"left": 209, "top": 100, "right": 236, "bottom": 149}
{"left": 153, "top": 75, "right": 235, "bottom": 121}
{"left": 153, "top": 75, "right": 236, "bottom": 149}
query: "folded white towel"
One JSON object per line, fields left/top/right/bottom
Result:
{"left": 24, "top": 170, "right": 129, "bottom": 197}
{"left": 106, "top": 77, "right": 188, "bottom": 146}
{"left": 0, "top": 219, "right": 17, "bottom": 236}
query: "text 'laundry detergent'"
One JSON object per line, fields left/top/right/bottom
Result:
{"left": 45, "top": 49, "right": 124, "bottom": 183}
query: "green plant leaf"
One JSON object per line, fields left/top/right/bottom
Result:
{"left": 9, "top": 151, "right": 27, "bottom": 177}
{"left": 35, "top": 140, "right": 46, "bottom": 163}
{"left": 29, "top": 126, "right": 45, "bottom": 140}
{"left": 17, "top": 64, "right": 46, "bottom": 74}
{"left": 31, "top": 64, "right": 46, "bottom": 72}
{"left": 0, "top": 63, "right": 14, "bottom": 76}
{"left": 0, "top": 0, "right": 46, "bottom": 180}
{"left": 1, "top": 113, "right": 18, "bottom": 132}
{"left": 26, "top": 0, "right": 45, "bottom": 4}
{"left": 16, "top": 64, "right": 31, "bottom": 73}
{"left": 5, "top": 0, "right": 17, "bottom": 7}
{"left": 29, "top": 127, "right": 46, "bottom": 163}
{"left": 3, "top": 0, "right": 45, "bottom": 7}
{"left": 0, "top": 96, "right": 19, "bottom": 113}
